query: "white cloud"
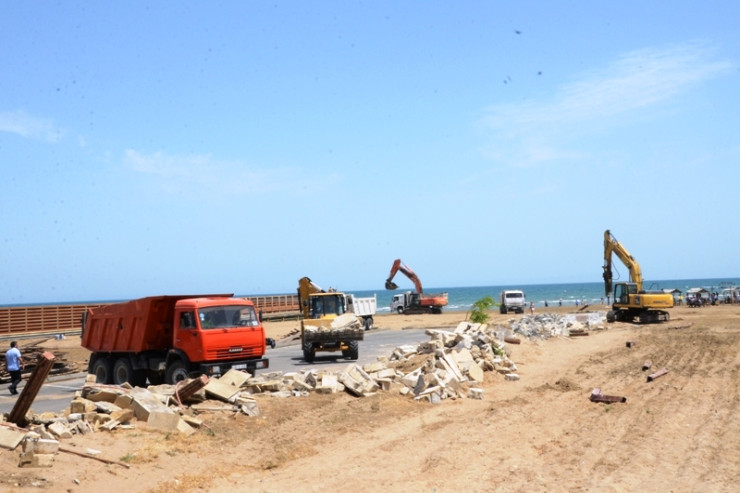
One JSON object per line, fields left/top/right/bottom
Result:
{"left": 123, "top": 149, "right": 339, "bottom": 196}
{"left": 481, "top": 42, "right": 734, "bottom": 166}
{"left": 0, "top": 110, "right": 62, "bottom": 142}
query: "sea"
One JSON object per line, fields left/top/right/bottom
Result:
{"left": 341, "top": 277, "right": 740, "bottom": 314}
{"left": 3, "top": 277, "right": 738, "bottom": 312}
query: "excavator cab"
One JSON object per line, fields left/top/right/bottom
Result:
{"left": 308, "top": 293, "right": 346, "bottom": 319}
{"left": 614, "top": 283, "right": 637, "bottom": 306}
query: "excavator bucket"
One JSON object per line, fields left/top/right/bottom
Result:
{"left": 385, "top": 280, "right": 398, "bottom": 290}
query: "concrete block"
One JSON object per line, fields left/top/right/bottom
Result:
{"left": 75, "top": 420, "right": 94, "bottom": 435}
{"left": 468, "top": 388, "right": 484, "bottom": 400}
{"left": 109, "top": 408, "right": 135, "bottom": 424}
{"left": 401, "top": 368, "right": 423, "bottom": 388}
{"left": 317, "top": 374, "right": 339, "bottom": 394}
{"left": 131, "top": 388, "right": 175, "bottom": 421}
{"left": 0, "top": 427, "right": 28, "bottom": 450}
{"left": 83, "top": 388, "right": 122, "bottom": 403}
{"left": 28, "top": 425, "right": 54, "bottom": 440}
{"left": 369, "top": 368, "right": 397, "bottom": 380}
{"left": 452, "top": 347, "right": 475, "bottom": 371}
{"left": 114, "top": 394, "right": 134, "bottom": 409}
{"left": 290, "top": 378, "right": 313, "bottom": 392}
{"left": 181, "top": 415, "right": 203, "bottom": 428}
{"left": 177, "top": 419, "right": 196, "bottom": 436}
{"left": 239, "top": 401, "right": 260, "bottom": 417}
{"left": 70, "top": 398, "right": 98, "bottom": 414}
{"left": 94, "top": 401, "right": 123, "bottom": 414}
{"left": 47, "top": 422, "right": 73, "bottom": 439}
{"left": 22, "top": 438, "right": 60, "bottom": 454}
{"left": 376, "top": 378, "right": 393, "bottom": 392}
{"left": 417, "top": 340, "right": 444, "bottom": 354}
{"left": 18, "top": 451, "right": 55, "bottom": 468}
{"left": 467, "top": 362, "right": 484, "bottom": 383}
{"left": 440, "top": 355, "right": 464, "bottom": 382}
{"left": 412, "top": 374, "right": 426, "bottom": 396}
{"left": 145, "top": 410, "right": 180, "bottom": 432}
{"left": 363, "top": 361, "right": 387, "bottom": 373}
{"left": 505, "top": 373, "right": 520, "bottom": 381}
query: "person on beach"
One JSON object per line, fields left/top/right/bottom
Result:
{"left": 5, "top": 341, "right": 24, "bottom": 395}
{"left": 529, "top": 301, "right": 535, "bottom": 314}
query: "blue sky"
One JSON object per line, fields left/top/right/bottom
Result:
{"left": 2, "top": 2, "right": 739, "bottom": 304}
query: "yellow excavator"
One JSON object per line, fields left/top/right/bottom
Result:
{"left": 603, "top": 229, "right": 674, "bottom": 323}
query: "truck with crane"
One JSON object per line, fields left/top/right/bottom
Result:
{"left": 81, "top": 294, "right": 270, "bottom": 386}
{"left": 602, "top": 229, "right": 674, "bottom": 323}
{"left": 385, "top": 259, "right": 448, "bottom": 314}
{"left": 297, "top": 277, "right": 367, "bottom": 363}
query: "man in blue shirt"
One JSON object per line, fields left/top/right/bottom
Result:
{"left": 5, "top": 341, "right": 23, "bottom": 395}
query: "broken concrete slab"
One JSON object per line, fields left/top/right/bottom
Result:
{"left": 0, "top": 425, "right": 27, "bottom": 450}
{"left": 217, "top": 369, "right": 251, "bottom": 388}
{"left": 47, "top": 421, "right": 73, "bottom": 439}
{"left": 203, "top": 378, "right": 242, "bottom": 402}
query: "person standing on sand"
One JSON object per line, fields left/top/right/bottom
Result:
{"left": 5, "top": 341, "right": 24, "bottom": 395}
{"left": 529, "top": 301, "right": 535, "bottom": 315}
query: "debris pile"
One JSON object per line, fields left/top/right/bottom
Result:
{"left": 302, "top": 313, "right": 364, "bottom": 338}
{"left": 508, "top": 312, "right": 606, "bottom": 339}
{"left": 0, "top": 340, "right": 79, "bottom": 383}
{"left": 0, "top": 320, "right": 524, "bottom": 468}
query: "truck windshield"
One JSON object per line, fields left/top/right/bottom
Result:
{"left": 506, "top": 293, "right": 523, "bottom": 299}
{"left": 198, "top": 305, "right": 259, "bottom": 329}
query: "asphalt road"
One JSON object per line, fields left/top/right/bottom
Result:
{"left": 0, "top": 328, "right": 433, "bottom": 416}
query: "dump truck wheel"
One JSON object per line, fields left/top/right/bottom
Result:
{"left": 113, "top": 357, "right": 134, "bottom": 385}
{"left": 364, "top": 317, "right": 373, "bottom": 330}
{"left": 346, "top": 340, "right": 359, "bottom": 360}
{"left": 397, "top": 307, "right": 404, "bottom": 314}
{"left": 302, "top": 342, "right": 315, "bottom": 363}
{"left": 91, "top": 356, "right": 112, "bottom": 384}
{"left": 166, "top": 360, "right": 190, "bottom": 385}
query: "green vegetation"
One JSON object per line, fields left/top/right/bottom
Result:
{"left": 468, "top": 296, "right": 496, "bottom": 324}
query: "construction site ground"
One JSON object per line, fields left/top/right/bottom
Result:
{"left": 1, "top": 304, "right": 739, "bottom": 492}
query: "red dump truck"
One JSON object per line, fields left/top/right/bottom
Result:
{"left": 81, "top": 294, "right": 269, "bottom": 386}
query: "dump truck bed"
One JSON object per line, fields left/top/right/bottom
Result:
{"left": 81, "top": 294, "right": 232, "bottom": 353}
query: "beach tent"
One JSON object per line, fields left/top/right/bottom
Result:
{"left": 663, "top": 288, "right": 682, "bottom": 303}
{"left": 686, "top": 287, "right": 710, "bottom": 302}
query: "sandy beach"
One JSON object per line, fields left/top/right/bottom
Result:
{"left": 2, "top": 304, "right": 739, "bottom": 492}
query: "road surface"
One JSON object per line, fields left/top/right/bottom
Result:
{"left": 0, "top": 328, "right": 432, "bottom": 415}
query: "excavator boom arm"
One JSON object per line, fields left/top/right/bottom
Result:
{"left": 603, "top": 230, "right": 643, "bottom": 296}
{"left": 385, "top": 259, "right": 424, "bottom": 293}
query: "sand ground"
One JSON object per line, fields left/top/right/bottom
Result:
{"left": 1, "top": 304, "right": 738, "bottom": 492}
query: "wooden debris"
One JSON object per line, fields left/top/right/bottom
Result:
{"left": 8, "top": 352, "right": 56, "bottom": 427}
{"left": 589, "top": 388, "right": 626, "bottom": 403}
{"left": 59, "top": 445, "right": 131, "bottom": 469}
{"left": 647, "top": 368, "right": 670, "bottom": 382}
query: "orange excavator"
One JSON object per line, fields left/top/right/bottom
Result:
{"left": 385, "top": 259, "right": 448, "bottom": 314}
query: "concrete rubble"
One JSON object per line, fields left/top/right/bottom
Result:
{"left": 2, "top": 315, "right": 604, "bottom": 467}
{"left": 508, "top": 312, "right": 606, "bottom": 339}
